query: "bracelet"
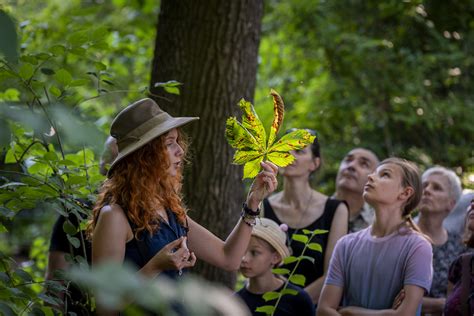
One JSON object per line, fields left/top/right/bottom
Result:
{"left": 242, "top": 202, "right": 260, "bottom": 217}
{"left": 241, "top": 210, "right": 257, "bottom": 227}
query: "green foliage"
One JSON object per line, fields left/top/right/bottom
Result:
{"left": 0, "top": 1, "right": 159, "bottom": 313}
{"left": 69, "top": 261, "right": 248, "bottom": 315}
{"left": 257, "top": 228, "right": 327, "bottom": 316}
{"left": 226, "top": 90, "right": 315, "bottom": 179}
{"left": 256, "top": 0, "right": 474, "bottom": 192}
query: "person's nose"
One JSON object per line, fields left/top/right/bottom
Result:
{"left": 176, "top": 144, "right": 184, "bottom": 157}
{"left": 367, "top": 173, "right": 374, "bottom": 183}
{"left": 241, "top": 253, "right": 249, "bottom": 263}
{"left": 423, "top": 183, "right": 432, "bottom": 196}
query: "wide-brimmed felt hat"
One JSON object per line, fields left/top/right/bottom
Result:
{"left": 107, "top": 98, "right": 199, "bottom": 177}
{"left": 252, "top": 218, "right": 290, "bottom": 262}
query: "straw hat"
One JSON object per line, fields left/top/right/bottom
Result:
{"left": 252, "top": 218, "right": 290, "bottom": 261}
{"left": 107, "top": 98, "right": 199, "bottom": 176}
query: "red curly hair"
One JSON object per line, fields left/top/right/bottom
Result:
{"left": 88, "top": 129, "right": 189, "bottom": 238}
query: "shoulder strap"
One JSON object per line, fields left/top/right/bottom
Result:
{"left": 460, "top": 253, "right": 472, "bottom": 316}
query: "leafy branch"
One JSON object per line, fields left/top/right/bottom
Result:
{"left": 225, "top": 89, "right": 316, "bottom": 179}
{"left": 256, "top": 228, "right": 328, "bottom": 315}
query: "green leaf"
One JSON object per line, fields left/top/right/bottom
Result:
{"left": 233, "top": 150, "right": 261, "bottom": 164}
{"left": 95, "top": 62, "right": 107, "bottom": 71}
{"left": 299, "top": 255, "right": 315, "bottom": 264}
{"left": 38, "top": 293, "right": 61, "bottom": 306}
{"left": 49, "top": 45, "right": 66, "bottom": 55}
{"left": 49, "top": 86, "right": 61, "bottom": 97}
{"left": 255, "top": 305, "right": 275, "bottom": 315}
{"left": 262, "top": 291, "right": 280, "bottom": 301}
{"left": 62, "top": 220, "right": 77, "bottom": 235}
{"left": 225, "top": 90, "right": 314, "bottom": 179}
{"left": 239, "top": 99, "right": 267, "bottom": 148}
{"left": 311, "top": 229, "right": 328, "bottom": 235}
{"left": 289, "top": 274, "right": 306, "bottom": 286}
{"left": 282, "top": 256, "right": 298, "bottom": 264}
{"left": 266, "top": 151, "right": 294, "bottom": 167}
{"left": 66, "top": 235, "right": 80, "bottom": 248}
{"left": 271, "top": 268, "right": 290, "bottom": 275}
{"left": 19, "top": 63, "right": 34, "bottom": 79}
{"left": 70, "top": 79, "right": 89, "bottom": 87}
{"left": 55, "top": 69, "right": 72, "bottom": 86}
{"left": 291, "top": 234, "right": 308, "bottom": 244}
{"left": 14, "top": 268, "right": 33, "bottom": 282}
{"left": 40, "top": 68, "right": 55, "bottom": 75}
{"left": 243, "top": 156, "right": 264, "bottom": 179}
{"left": 268, "top": 129, "right": 316, "bottom": 153}
{"left": 281, "top": 288, "right": 298, "bottom": 296}
{"left": 67, "top": 30, "right": 89, "bottom": 46}
{"left": 225, "top": 117, "right": 260, "bottom": 151}
{"left": 164, "top": 86, "right": 180, "bottom": 95}
{"left": 307, "top": 242, "right": 322, "bottom": 252}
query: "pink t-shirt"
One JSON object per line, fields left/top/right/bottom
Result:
{"left": 325, "top": 226, "right": 433, "bottom": 310}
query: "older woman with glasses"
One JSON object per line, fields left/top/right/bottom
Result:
{"left": 262, "top": 129, "right": 349, "bottom": 305}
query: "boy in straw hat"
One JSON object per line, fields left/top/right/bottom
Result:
{"left": 88, "top": 98, "right": 278, "bottom": 314}
{"left": 236, "top": 218, "right": 315, "bottom": 315}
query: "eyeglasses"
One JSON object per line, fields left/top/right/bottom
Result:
{"left": 285, "top": 128, "right": 318, "bottom": 137}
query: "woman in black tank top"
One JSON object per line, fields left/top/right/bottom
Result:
{"left": 263, "top": 129, "right": 349, "bottom": 304}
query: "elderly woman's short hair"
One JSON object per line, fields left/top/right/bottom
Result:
{"left": 422, "top": 166, "right": 462, "bottom": 203}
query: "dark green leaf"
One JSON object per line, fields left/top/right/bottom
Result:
{"left": 63, "top": 220, "right": 77, "bottom": 235}
{"left": 66, "top": 235, "right": 80, "bottom": 248}
{"left": 14, "top": 268, "right": 33, "bottom": 282}
{"left": 0, "top": 302, "right": 15, "bottom": 316}
{"left": 40, "top": 68, "right": 55, "bottom": 75}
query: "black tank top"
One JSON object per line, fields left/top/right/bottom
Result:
{"left": 263, "top": 197, "right": 344, "bottom": 286}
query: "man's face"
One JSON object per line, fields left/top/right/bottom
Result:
{"left": 336, "top": 148, "right": 378, "bottom": 194}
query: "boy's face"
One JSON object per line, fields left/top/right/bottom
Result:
{"left": 240, "top": 237, "right": 280, "bottom": 278}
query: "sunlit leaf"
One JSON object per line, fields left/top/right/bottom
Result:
{"left": 291, "top": 234, "right": 308, "bottom": 244}
{"left": 243, "top": 156, "right": 264, "bottom": 179}
{"left": 307, "top": 242, "right": 322, "bottom": 252}
{"left": 281, "top": 288, "right": 298, "bottom": 296}
{"left": 255, "top": 305, "right": 275, "bottom": 314}
{"left": 271, "top": 268, "right": 290, "bottom": 275}
{"left": 225, "top": 90, "right": 314, "bottom": 179}
{"left": 288, "top": 274, "right": 306, "bottom": 286}
{"left": 262, "top": 291, "right": 280, "bottom": 301}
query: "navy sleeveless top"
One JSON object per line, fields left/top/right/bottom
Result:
{"left": 124, "top": 209, "right": 188, "bottom": 279}
{"left": 263, "top": 197, "right": 345, "bottom": 286}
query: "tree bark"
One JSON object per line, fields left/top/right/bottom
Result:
{"left": 149, "top": 0, "right": 263, "bottom": 288}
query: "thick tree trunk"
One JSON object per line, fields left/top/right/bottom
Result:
{"left": 149, "top": 0, "right": 263, "bottom": 288}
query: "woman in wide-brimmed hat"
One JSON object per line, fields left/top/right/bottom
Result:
{"left": 88, "top": 98, "right": 278, "bottom": 311}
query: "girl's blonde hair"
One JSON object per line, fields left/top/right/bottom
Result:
{"left": 379, "top": 158, "right": 425, "bottom": 235}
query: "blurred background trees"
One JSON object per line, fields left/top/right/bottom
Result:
{"left": 0, "top": 0, "right": 473, "bottom": 313}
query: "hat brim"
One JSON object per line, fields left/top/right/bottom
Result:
{"left": 107, "top": 116, "right": 199, "bottom": 177}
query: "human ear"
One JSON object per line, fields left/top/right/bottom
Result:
{"left": 399, "top": 187, "right": 414, "bottom": 202}
{"left": 271, "top": 253, "right": 282, "bottom": 267}
{"left": 311, "top": 157, "right": 321, "bottom": 172}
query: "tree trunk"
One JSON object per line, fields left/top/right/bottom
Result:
{"left": 149, "top": 0, "right": 263, "bottom": 288}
